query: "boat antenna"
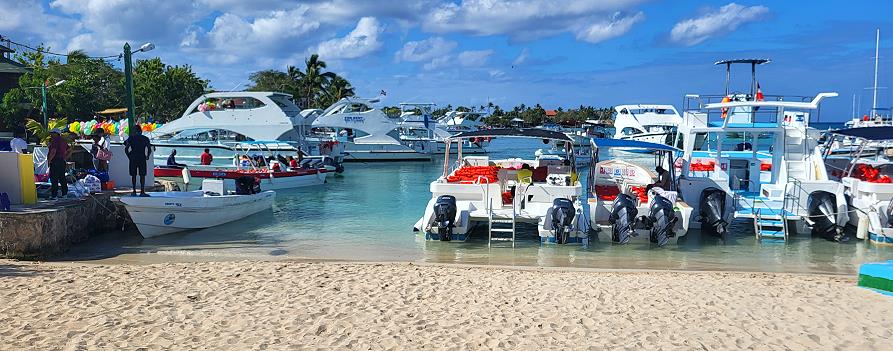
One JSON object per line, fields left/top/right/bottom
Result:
{"left": 724, "top": 62, "right": 731, "bottom": 96}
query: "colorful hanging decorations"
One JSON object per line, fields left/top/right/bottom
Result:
{"left": 60, "top": 117, "right": 163, "bottom": 138}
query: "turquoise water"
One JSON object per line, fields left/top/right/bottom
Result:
{"left": 64, "top": 138, "right": 893, "bottom": 274}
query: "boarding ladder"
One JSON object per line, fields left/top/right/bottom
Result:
{"left": 488, "top": 179, "right": 524, "bottom": 247}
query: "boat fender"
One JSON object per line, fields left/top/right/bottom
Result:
{"left": 433, "top": 195, "right": 457, "bottom": 241}
{"left": 609, "top": 194, "right": 638, "bottom": 244}
{"left": 181, "top": 167, "right": 191, "bottom": 188}
{"left": 550, "top": 198, "right": 576, "bottom": 244}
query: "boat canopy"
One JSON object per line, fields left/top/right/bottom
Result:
{"left": 828, "top": 126, "right": 893, "bottom": 141}
{"left": 714, "top": 59, "right": 770, "bottom": 65}
{"left": 589, "top": 138, "right": 680, "bottom": 152}
{"left": 450, "top": 128, "right": 572, "bottom": 141}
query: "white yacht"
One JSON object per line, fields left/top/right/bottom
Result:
{"left": 611, "top": 104, "right": 682, "bottom": 146}
{"left": 311, "top": 97, "right": 432, "bottom": 161}
{"left": 437, "top": 110, "right": 487, "bottom": 134}
{"left": 398, "top": 103, "right": 487, "bottom": 155}
{"left": 151, "top": 91, "right": 344, "bottom": 167}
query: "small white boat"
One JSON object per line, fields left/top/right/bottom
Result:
{"left": 119, "top": 180, "right": 275, "bottom": 238}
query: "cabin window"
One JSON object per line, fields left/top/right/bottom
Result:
{"left": 620, "top": 127, "right": 642, "bottom": 136}
{"left": 191, "top": 97, "right": 266, "bottom": 113}
{"left": 268, "top": 94, "right": 299, "bottom": 110}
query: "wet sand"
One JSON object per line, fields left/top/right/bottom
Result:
{"left": 1, "top": 259, "right": 890, "bottom": 350}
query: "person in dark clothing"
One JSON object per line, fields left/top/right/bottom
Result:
{"left": 166, "top": 149, "right": 187, "bottom": 168}
{"left": 124, "top": 126, "right": 153, "bottom": 196}
{"left": 646, "top": 166, "right": 672, "bottom": 191}
{"left": 47, "top": 129, "right": 70, "bottom": 199}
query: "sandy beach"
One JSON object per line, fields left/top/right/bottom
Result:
{"left": 0, "top": 259, "right": 890, "bottom": 350}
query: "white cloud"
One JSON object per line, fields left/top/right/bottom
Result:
{"left": 50, "top": 0, "right": 199, "bottom": 45}
{"left": 316, "top": 17, "right": 384, "bottom": 60}
{"left": 513, "top": 48, "right": 530, "bottom": 66}
{"left": 670, "top": 3, "right": 769, "bottom": 46}
{"left": 394, "top": 37, "right": 457, "bottom": 62}
{"left": 457, "top": 50, "right": 494, "bottom": 67}
{"left": 205, "top": 6, "right": 321, "bottom": 57}
{"left": 576, "top": 11, "right": 644, "bottom": 44}
{"left": 423, "top": 0, "right": 646, "bottom": 42}
{"left": 423, "top": 56, "right": 451, "bottom": 70}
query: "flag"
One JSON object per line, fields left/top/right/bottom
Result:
{"left": 379, "top": 89, "right": 387, "bottom": 96}
{"left": 755, "top": 83, "right": 764, "bottom": 101}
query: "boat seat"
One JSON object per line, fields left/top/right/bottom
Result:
{"left": 517, "top": 169, "right": 533, "bottom": 184}
{"left": 532, "top": 166, "right": 548, "bottom": 182}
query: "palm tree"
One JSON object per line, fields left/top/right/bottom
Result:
{"left": 323, "top": 75, "right": 355, "bottom": 106}
{"left": 291, "top": 54, "right": 336, "bottom": 108}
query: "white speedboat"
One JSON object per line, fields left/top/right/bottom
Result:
{"left": 151, "top": 91, "right": 345, "bottom": 167}
{"left": 824, "top": 127, "right": 893, "bottom": 245}
{"left": 119, "top": 179, "right": 275, "bottom": 238}
{"left": 675, "top": 59, "right": 848, "bottom": 243}
{"left": 585, "top": 138, "right": 693, "bottom": 247}
{"left": 311, "top": 97, "right": 432, "bottom": 161}
{"left": 398, "top": 103, "right": 488, "bottom": 155}
{"left": 414, "top": 128, "right": 587, "bottom": 245}
{"left": 611, "top": 104, "right": 681, "bottom": 146}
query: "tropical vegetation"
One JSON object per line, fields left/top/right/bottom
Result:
{"left": 247, "top": 54, "right": 355, "bottom": 109}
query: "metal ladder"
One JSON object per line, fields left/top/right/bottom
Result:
{"left": 488, "top": 196, "right": 517, "bottom": 247}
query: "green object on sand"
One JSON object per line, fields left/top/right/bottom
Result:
{"left": 858, "top": 260, "right": 893, "bottom": 295}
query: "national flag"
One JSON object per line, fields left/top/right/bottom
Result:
{"left": 756, "top": 83, "right": 764, "bottom": 101}
{"left": 379, "top": 89, "right": 387, "bottom": 96}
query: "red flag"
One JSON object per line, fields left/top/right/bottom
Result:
{"left": 755, "top": 83, "right": 764, "bottom": 101}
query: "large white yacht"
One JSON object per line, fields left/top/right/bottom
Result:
{"left": 151, "top": 91, "right": 344, "bottom": 166}
{"left": 398, "top": 103, "right": 487, "bottom": 155}
{"left": 611, "top": 104, "right": 682, "bottom": 146}
{"left": 311, "top": 97, "right": 432, "bottom": 161}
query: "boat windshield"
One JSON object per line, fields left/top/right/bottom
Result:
{"left": 156, "top": 128, "right": 253, "bottom": 142}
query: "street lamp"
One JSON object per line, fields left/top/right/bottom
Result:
{"left": 25, "top": 79, "right": 66, "bottom": 126}
{"left": 123, "top": 42, "right": 154, "bottom": 136}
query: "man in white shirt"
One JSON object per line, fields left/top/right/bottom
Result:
{"left": 9, "top": 131, "right": 27, "bottom": 153}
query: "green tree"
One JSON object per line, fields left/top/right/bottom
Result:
{"left": 292, "top": 54, "right": 336, "bottom": 108}
{"left": 133, "top": 57, "right": 208, "bottom": 121}
{"left": 319, "top": 74, "right": 355, "bottom": 107}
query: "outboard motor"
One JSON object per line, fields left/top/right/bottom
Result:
{"left": 609, "top": 194, "right": 638, "bottom": 244}
{"left": 432, "top": 195, "right": 457, "bottom": 241}
{"left": 886, "top": 198, "right": 893, "bottom": 228}
{"left": 235, "top": 176, "right": 259, "bottom": 195}
{"left": 550, "top": 198, "right": 576, "bottom": 244}
{"left": 699, "top": 188, "right": 728, "bottom": 238}
{"left": 646, "top": 194, "right": 678, "bottom": 247}
{"left": 808, "top": 192, "right": 845, "bottom": 242}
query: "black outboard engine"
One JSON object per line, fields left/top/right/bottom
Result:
{"left": 808, "top": 192, "right": 845, "bottom": 242}
{"left": 550, "top": 198, "right": 576, "bottom": 244}
{"left": 235, "top": 176, "right": 259, "bottom": 195}
{"left": 699, "top": 188, "right": 728, "bottom": 238}
{"left": 886, "top": 198, "right": 893, "bottom": 229}
{"left": 432, "top": 195, "right": 457, "bottom": 241}
{"left": 647, "top": 194, "right": 678, "bottom": 247}
{"left": 609, "top": 194, "right": 638, "bottom": 244}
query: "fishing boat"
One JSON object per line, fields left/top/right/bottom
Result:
{"left": 586, "top": 138, "right": 693, "bottom": 247}
{"left": 414, "top": 128, "right": 587, "bottom": 245}
{"left": 151, "top": 91, "right": 345, "bottom": 166}
{"left": 824, "top": 127, "right": 893, "bottom": 245}
{"left": 311, "top": 97, "right": 433, "bottom": 161}
{"left": 675, "top": 59, "right": 848, "bottom": 243}
{"left": 118, "top": 179, "right": 275, "bottom": 238}
{"left": 611, "top": 104, "right": 681, "bottom": 146}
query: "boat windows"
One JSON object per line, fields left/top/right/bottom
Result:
{"left": 268, "top": 94, "right": 300, "bottom": 111}
{"left": 157, "top": 128, "right": 254, "bottom": 142}
{"left": 191, "top": 97, "right": 267, "bottom": 113}
{"left": 620, "top": 127, "right": 643, "bottom": 136}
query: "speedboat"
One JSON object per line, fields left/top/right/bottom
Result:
{"left": 118, "top": 179, "right": 275, "bottom": 238}
{"left": 824, "top": 127, "right": 893, "bottom": 245}
{"left": 151, "top": 91, "right": 345, "bottom": 167}
{"left": 675, "top": 59, "right": 848, "bottom": 242}
{"left": 311, "top": 97, "right": 433, "bottom": 161}
{"left": 414, "top": 128, "right": 587, "bottom": 245}
{"left": 611, "top": 104, "right": 682, "bottom": 146}
{"left": 586, "top": 138, "right": 693, "bottom": 247}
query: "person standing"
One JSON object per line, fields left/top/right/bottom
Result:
{"left": 90, "top": 131, "right": 110, "bottom": 171}
{"left": 47, "top": 129, "right": 70, "bottom": 199}
{"left": 124, "top": 126, "right": 152, "bottom": 197}
{"left": 9, "top": 130, "right": 27, "bottom": 153}
{"left": 200, "top": 148, "right": 213, "bottom": 165}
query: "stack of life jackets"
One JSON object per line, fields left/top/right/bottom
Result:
{"left": 447, "top": 166, "right": 500, "bottom": 184}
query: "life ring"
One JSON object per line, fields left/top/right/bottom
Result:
{"left": 720, "top": 96, "right": 731, "bottom": 119}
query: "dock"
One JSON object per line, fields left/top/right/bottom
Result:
{"left": 0, "top": 190, "right": 132, "bottom": 259}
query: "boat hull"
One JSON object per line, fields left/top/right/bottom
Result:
{"left": 119, "top": 191, "right": 275, "bottom": 238}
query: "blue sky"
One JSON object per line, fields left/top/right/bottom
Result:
{"left": 2, "top": 0, "right": 892, "bottom": 121}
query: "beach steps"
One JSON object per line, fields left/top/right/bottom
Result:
{"left": 859, "top": 260, "right": 893, "bottom": 296}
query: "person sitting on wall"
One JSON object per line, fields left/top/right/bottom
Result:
{"left": 166, "top": 149, "right": 187, "bottom": 168}
{"left": 646, "top": 166, "right": 672, "bottom": 191}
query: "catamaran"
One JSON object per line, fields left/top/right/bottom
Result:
{"left": 675, "top": 59, "right": 848, "bottom": 243}
{"left": 414, "top": 128, "right": 587, "bottom": 245}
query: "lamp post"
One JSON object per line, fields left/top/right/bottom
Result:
{"left": 25, "top": 79, "right": 66, "bottom": 126}
{"left": 123, "top": 42, "right": 155, "bottom": 136}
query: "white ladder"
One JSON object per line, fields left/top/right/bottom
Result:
{"left": 488, "top": 198, "right": 516, "bottom": 247}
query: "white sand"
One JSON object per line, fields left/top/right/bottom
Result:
{"left": 0, "top": 260, "right": 891, "bottom": 350}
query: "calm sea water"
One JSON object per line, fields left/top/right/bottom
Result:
{"left": 64, "top": 137, "right": 893, "bottom": 274}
